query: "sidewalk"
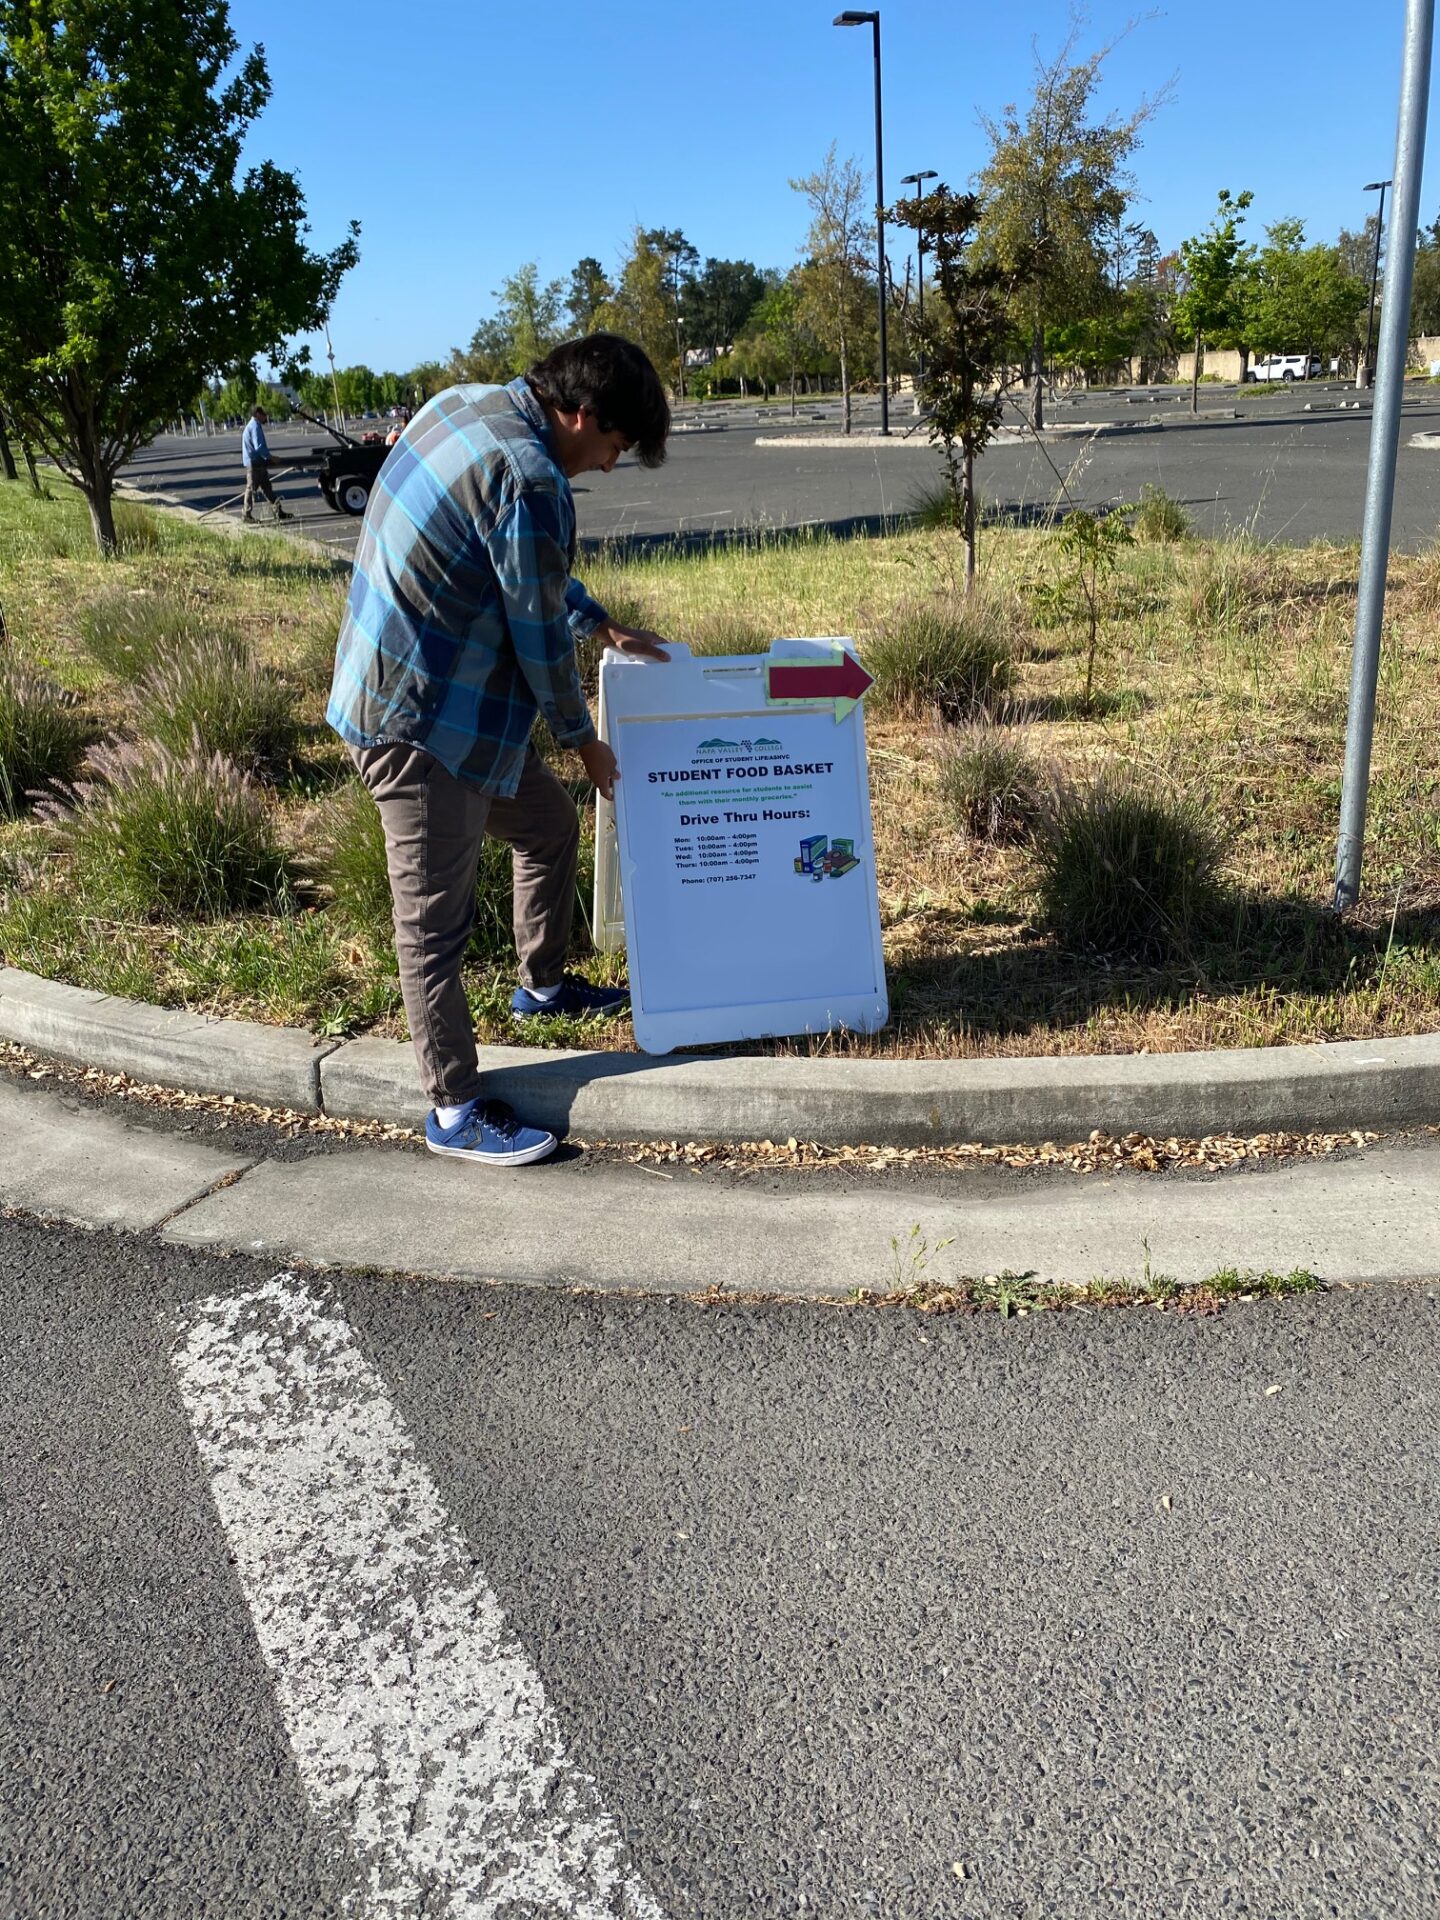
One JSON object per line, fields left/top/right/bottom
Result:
{"left": 3, "top": 1074, "right": 1436, "bottom": 1299}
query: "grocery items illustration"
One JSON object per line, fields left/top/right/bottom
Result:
{"left": 793, "top": 833, "right": 860, "bottom": 881}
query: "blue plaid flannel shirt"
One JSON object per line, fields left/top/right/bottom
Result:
{"left": 326, "top": 377, "right": 608, "bottom": 796}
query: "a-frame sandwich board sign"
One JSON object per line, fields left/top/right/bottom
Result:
{"left": 594, "top": 637, "right": 888, "bottom": 1055}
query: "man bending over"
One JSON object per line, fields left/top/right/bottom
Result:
{"left": 327, "top": 334, "right": 671, "bottom": 1168}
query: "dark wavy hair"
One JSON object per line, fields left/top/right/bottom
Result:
{"left": 526, "top": 333, "right": 670, "bottom": 468}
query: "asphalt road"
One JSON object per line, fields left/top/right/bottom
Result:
{"left": 6, "top": 1208, "right": 1438, "bottom": 1918}
{"left": 120, "top": 385, "right": 1440, "bottom": 562}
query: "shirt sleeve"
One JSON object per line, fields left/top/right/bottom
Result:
{"left": 486, "top": 489, "right": 597, "bottom": 750}
{"left": 565, "top": 575, "right": 609, "bottom": 637}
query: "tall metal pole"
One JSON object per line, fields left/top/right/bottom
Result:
{"left": 1334, "top": 0, "right": 1434, "bottom": 911}
{"left": 1359, "top": 179, "right": 1391, "bottom": 389}
{"left": 870, "top": 15, "right": 889, "bottom": 435}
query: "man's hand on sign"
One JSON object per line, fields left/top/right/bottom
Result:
{"left": 579, "top": 738, "right": 619, "bottom": 801}
{"left": 602, "top": 621, "right": 670, "bottom": 663}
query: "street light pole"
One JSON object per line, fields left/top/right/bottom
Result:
{"left": 900, "top": 169, "right": 937, "bottom": 395}
{"left": 834, "top": 11, "right": 889, "bottom": 434}
{"left": 1358, "top": 179, "right": 1392, "bottom": 390}
{"left": 1334, "top": 0, "right": 1433, "bottom": 912}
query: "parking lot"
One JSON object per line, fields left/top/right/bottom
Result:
{"left": 118, "top": 384, "right": 1440, "bottom": 561}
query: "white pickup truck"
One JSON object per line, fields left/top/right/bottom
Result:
{"left": 1245, "top": 354, "right": 1323, "bottom": 383}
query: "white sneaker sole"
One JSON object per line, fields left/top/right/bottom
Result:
{"left": 426, "top": 1133, "right": 557, "bottom": 1168}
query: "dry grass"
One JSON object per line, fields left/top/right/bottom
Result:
{"left": 3, "top": 477, "right": 1437, "bottom": 1056}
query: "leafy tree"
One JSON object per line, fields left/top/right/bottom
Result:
{"left": 0, "top": 0, "right": 358, "bottom": 554}
{"left": 747, "top": 277, "right": 814, "bottom": 415}
{"left": 975, "top": 30, "right": 1164, "bottom": 430}
{"left": 1410, "top": 216, "right": 1440, "bottom": 336}
{"left": 593, "top": 228, "right": 688, "bottom": 392}
{"left": 402, "top": 360, "right": 448, "bottom": 405}
{"left": 890, "top": 185, "right": 1026, "bottom": 589}
{"left": 682, "top": 259, "right": 768, "bottom": 361}
{"left": 213, "top": 371, "right": 258, "bottom": 423}
{"left": 1247, "top": 219, "right": 1367, "bottom": 363}
{"left": 566, "top": 256, "right": 613, "bottom": 334}
{"left": 464, "top": 263, "right": 565, "bottom": 382}
{"left": 790, "top": 144, "right": 874, "bottom": 434}
{"left": 1172, "top": 189, "right": 1254, "bottom": 411}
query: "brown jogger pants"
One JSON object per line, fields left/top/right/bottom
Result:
{"left": 242, "top": 458, "right": 278, "bottom": 515}
{"left": 350, "top": 741, "right": 581, "bottom": 1107}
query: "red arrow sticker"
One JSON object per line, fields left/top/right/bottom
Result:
{"left": 766, "top": 652, "right": 874, "bottom": 704}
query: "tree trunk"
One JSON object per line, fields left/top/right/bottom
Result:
{"left": 789, "top": 365, "right": 797, "bottom": 416}
{"left": 20, "top": 440, "right": 40, "bottom": 495}
{"left": 1191, "top": 331, "right": 1201, "bottom": 415}
{"left": 1030, "top": 320, "right": 1045, "bottom": 432}
{"left": 1237, "top": 347, "right": 1250, "bottom": 386}
{"left": 85, "top": 483, "right": 118, "bottom": 557}
{"left": 840, "top": 339, "right": 851, "bottom": 435}
{"left": 962, "top": 444, "right": 977, "bottom": 594}
{"left": 0, "top": 411, "right": 17, "bottom": 482}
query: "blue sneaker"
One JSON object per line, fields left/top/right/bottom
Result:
{"left": 424, "top": 1099, "right": 556, "bottom": 1167}
{"left": 511, "top": 974, "right": 630, "bottom": 1022}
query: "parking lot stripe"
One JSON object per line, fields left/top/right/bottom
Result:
{"left": 171, "top": 1273, "right": 664, "bottom": 1920}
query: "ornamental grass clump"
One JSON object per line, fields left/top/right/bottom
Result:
{"left": 76, "top": 588, "right": 223, "bottom": 683}
{"left": 35, "top": 738, "right": 289, "bottom": 919}
{"left": 135, "top": 633, "right": 297, "bottom": 775}
{"left": 864, "top": 597, "right": 1013, "bottom": 722}
{"left": 937, "top": 724, "right": 1042, "bottom": 843}
{"left": 1129, "top": 484, "right": 1190, "bottom": 544}
{"left": 1035, "top": 769, "right": 1223, "bottom": 960}
{"left": 0, "top": 660, "right": 89, "bottom": 817}
{"left": 686, "top": 609, "right": 772, "bottom": 655}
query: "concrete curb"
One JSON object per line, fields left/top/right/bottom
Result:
{"left": 0, "top": 968, "right": 338, "bottom": 1112}
{"left": 3, "top": 965, "right": 1438, "bottom": 1146}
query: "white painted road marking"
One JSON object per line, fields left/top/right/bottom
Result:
{"left": 171, "top": 1273, "right": 665, "bottom": 1920}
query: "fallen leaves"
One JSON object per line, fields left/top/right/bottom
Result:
{"left": 613, "top": 1124, "right": 1379, "bottom": 1178}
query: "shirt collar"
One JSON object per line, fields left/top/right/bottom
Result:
{"left": 506, "top": 376, "right": 554, "bottom": 454}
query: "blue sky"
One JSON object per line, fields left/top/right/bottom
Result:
{"left": 227, "top": 0, "right": 1436, "bottom": 373}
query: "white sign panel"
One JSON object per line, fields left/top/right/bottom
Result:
{"left": 599, "top": 639, "right": 888, "bottom": 1054}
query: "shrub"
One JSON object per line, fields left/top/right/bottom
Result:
{"left": 937, "top": 725, "right": 1041, "bottom": 842}
{"left": 305, "top": 776, "right": 515, "bottom": 960}
{"left": 76, "top": 588, "right": 227, "bottom": 682}
{"left": 1034, "top": 769, "right": 1222, "bottom": 959}
{"left": 36, "top": 738, "right": 289, "bottom": 919}
{"left": 0, "top": 660, "right": 89, "bottom": 816}
{"left": 864, "top": 597, "right": 1013, "bottom": 721}
{"left": 135, "top": 635, "right": 297, "bottom": 774}
{"left": 1130, "top": 484, "right": 1190, "bottom": 544}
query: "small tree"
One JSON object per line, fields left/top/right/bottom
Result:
{"left": 746, "top": 277, "right": 813, "bottom": 415}
{"left": 975, "top": 29, "right": 1165, "bottom": 431}
{"left": 889, "top": 186, "right": 1023, "bottom": 590}
{"left": 790, "top": 145, "right": 874, "bottom": 434}
{"left": 0, "top": 0, "right": 358, "bottom": 555}
{"left": 1173, "top": 189, "right": 1254, "bottom": 411}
